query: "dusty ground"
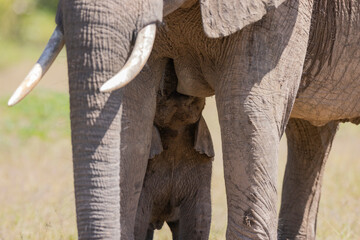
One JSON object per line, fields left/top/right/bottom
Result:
{"left": 0, "top": 58, "right": 359, "bottom": 239}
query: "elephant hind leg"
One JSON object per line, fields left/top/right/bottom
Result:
{"left": 278, "top": 118, "right": 338, "bottom": 240}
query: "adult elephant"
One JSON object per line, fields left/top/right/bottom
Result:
{"left": 10, "top": 0, "right": 357, "bottom": 239}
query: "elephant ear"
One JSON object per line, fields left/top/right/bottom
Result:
{"left": 194, "top": 116, "right": 214, "bottom": 158}
{"left": 200, "top": 0, "right": 286, "bottom": 38}
{"left": 149, "top": 125, "right": 163, "bottom": 159}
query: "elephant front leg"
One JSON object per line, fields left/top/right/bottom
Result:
{"left": 214, "top": 1, "right": 313, "bottom": 238}
{"left": 216, "top": 92, "right": 281, "bottom": 239}
{"left": 278, "top": 119, "right": 338, "bottom": 240}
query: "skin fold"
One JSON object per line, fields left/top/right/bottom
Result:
{"left": 47, "top": 0, "right": 360, "bottom": 239}
{"left": 135, "top": 60, "right": 213, "bottom": 240}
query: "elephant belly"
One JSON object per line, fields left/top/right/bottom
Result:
{"left": 291, "top": 1, "right": 360, "bottom": 126}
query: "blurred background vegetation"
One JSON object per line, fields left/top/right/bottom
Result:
{"left": 0, "top": 0, "right": 58, "bottom": 67}
{"left": 0, "top": 2, "right": 75, "bottom": 238}
{"left": 0, "top": 0, "right": 69, "bottom": 142}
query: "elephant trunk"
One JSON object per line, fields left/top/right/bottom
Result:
{"left": 64, "top": 7, "right": 125, "bottom": 239}
{"left": 60, "top": 1, "right": 162, "bottom": 239}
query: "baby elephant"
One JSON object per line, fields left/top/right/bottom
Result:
{"left": 135, "top": 67, "right": 214, "bottom": 240}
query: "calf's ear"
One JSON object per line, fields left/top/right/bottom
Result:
{"left": 149, "top": 126, "right": 164, "bottom": 159}
{"left": 200, "top": 0, "right": 286, "bottom": 38}
{"left": 194, "top": 116, "right": 214, "bottom": 158}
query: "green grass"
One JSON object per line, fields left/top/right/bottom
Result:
{"left": 0, "top": 91, "right": 70, "bottom": 143}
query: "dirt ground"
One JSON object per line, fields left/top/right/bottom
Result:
{"left": 0, "top": 58, "right": 359, "bottom": 239}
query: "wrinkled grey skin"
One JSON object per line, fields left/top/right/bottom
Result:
{"left": 54, "top": 0, "right": 360, "bottom": 239}
{"left": 278, "top": 1, "right": 360, "bottom": 239}
{"left": 135, "top": 60, "right": 213, "bottom": 240}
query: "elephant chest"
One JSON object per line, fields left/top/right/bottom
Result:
{"left": 153, "top": 2, "right": 228, "bottom": 97}
{"left": 291, "top": 1, "right": 360, "bottom": 125}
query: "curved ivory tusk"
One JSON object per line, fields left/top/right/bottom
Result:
{"left": 100, "top": 24, "right": 157, "bottom": 92}
{"left": 8, "top": 26, "right": 65, "bottom": 106}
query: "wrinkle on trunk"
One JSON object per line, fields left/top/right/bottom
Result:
{"left": 60, "top": 0, "right": 165, "bottom": 237}
{"left": 63, "top": 4, "right": 129, "bottom": 236}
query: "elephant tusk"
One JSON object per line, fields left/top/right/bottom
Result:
{"left": 8, "top": 26, "right": 65, "bottom": 106}
{"left": 100, "top": 24, "right": 156, "bottom": 92}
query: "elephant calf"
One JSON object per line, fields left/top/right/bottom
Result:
{"left": 135, "top": 64, "right": 214, "bottom": 240}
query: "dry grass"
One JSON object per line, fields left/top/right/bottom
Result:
{"left": 0, "top": 63, "right": 359, "bottom": 239}
{"left": 0, "top": 139, "right": 76, "bottom": 240}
